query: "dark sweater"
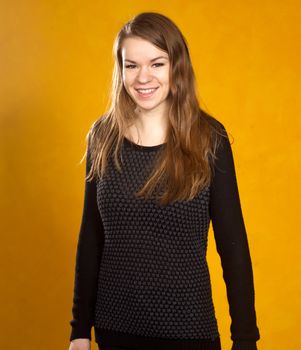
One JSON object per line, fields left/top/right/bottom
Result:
{"left": 69, "top": 120, "right": 260, "bottom": 350}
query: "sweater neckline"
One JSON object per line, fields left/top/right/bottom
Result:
{"left": 123, "top": 136, "right": 166, "bottom": 152}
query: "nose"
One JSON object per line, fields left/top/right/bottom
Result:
{"left": 136, "top": 66, "right": 152, "bottom": 83}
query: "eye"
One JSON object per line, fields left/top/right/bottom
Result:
{"left": 153, "top": 63, "right": 164, "bottom": 68}
{"left": 125, "top": 64, "right": 136, "bottom": 69}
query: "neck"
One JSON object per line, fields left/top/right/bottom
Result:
{"left": 134, "top": 102, "right": 168, "bottom": 129}
{"left": 126, "top": 105, "right": 169, "bottom": 145}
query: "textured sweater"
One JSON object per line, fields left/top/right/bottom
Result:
{"left": 69, "top": 119, "right": 260, "bottom": 350}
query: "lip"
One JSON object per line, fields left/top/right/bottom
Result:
{"left": 135, "top": 87, "right": 159, "bottom": 99}
{"left": 135, "top": 87, "right": 159, "bottom": 91}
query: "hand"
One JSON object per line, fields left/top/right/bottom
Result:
{"left": 68, "top": 338, "right": 91, "bottom": 350}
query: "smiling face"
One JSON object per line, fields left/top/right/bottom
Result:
{"left": 121, "top": 36, "right": 170, "bottom": 115}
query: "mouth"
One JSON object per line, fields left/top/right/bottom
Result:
{"left": 135, "top": 87, "right": 159, "bottom": 98}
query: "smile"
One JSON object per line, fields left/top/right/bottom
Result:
{"left": 135, "top": 87, "right": 159, "bottom": 97}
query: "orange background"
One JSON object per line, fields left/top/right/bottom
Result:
{"left": 1, "top": 1, "right": 300, "bottom": 349}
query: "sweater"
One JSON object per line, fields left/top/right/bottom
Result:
{"left": 69, "top": 119, "right": 260, "bottom": 350}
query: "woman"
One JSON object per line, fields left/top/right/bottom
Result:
{"left": 68, "top": 12, "right": 260, "bottom": 350}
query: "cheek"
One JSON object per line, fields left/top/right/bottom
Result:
{"left": 158, "top": 69, "right": 170, "bottom": 85}
{"left": 123, "top": 73, "right": 136, "bottom": 87}
{"left": 161, "top": 75, "right": 170, "bottom": 88}
{"left": 123, "top": 76, "right": 135, "bottom": 96}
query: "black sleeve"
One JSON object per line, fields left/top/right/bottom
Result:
{"left": 209, "top": 124, "right": 260, "bottom": 350}
{"left": 69, "top": 144, "right": 104, "bottom": 341}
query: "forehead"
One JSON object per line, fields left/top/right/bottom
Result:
{"left": 121, "top": 37, "right": 168, "bottom": 61}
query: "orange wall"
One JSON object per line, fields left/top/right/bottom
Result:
{"left": 1, "top": 1, "right": 300, "bottom": 349}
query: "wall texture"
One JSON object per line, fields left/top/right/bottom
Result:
{"left": 1, "top": 1, "right": 300, "bottom": 349}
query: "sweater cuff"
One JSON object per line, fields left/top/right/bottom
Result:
{"left": 70, "top": 324, "right": 92, "bottom": 342}
{"left": 231, "top": 340, "right": 258, "bottom": 350}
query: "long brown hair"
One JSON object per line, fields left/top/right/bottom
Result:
{"left": 85, "top": 12, "right": 227, "bottom": 206}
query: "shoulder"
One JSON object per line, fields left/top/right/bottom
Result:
{"left": 197, "top": 110, "right": 235, "bottom": 178}
{"left": 83, "top": 114, "right": 108, "bottom": 172}
{"left": 199, "top": 109, "right": 230, "bottom": 153}
{"left": 87, "top": 114, "right": 109, "bottom": 151}
{"left": 199, "top": 109, "right": 226, "bottom": 133}
{"left": 89, "top": 114, "right": 109, "bottom": 140}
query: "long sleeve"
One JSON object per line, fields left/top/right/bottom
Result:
{"left": 209, "top": 125, "right": 260, "bottom": 350}
{"left": 69, "top": 144, "right": 104, "bottom": 341}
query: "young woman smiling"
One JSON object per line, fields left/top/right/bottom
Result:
{"left": 68, "top": 12, "right": 260, "bottom": 350}
{"left": 121, "top": 35, "right": 170, "bottom": 149}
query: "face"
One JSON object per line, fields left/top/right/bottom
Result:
{"left": 121, "top": 36, "right": 170, "bottom": 115}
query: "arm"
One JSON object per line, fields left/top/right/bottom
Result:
{"left": 69, "top": 142, "right": 104, "bottom": 341}
{"left": 209, "top": 124, "right": 260, "bottom": 350}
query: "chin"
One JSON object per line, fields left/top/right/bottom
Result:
{"left": 137, "top": 104, "right": 160, "bottom": 111}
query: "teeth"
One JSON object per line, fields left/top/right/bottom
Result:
{"left": 137, "top": 88, "right": 156, "bottom": 94}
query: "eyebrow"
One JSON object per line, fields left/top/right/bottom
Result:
{"left": 124, "top": 56, "right": 168, "bottom": 63}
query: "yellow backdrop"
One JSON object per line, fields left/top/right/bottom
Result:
{"left": 1, "top": 1, "right": 300, "bottom": 349}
